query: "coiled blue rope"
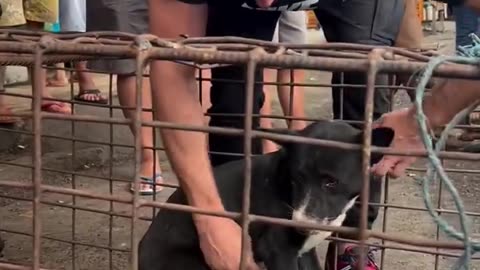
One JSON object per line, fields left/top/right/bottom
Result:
{"left": 414, "top": 33, "right": 480, "bottom": 270}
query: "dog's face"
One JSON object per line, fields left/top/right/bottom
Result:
{"left": 267, "top": 121, "right": 393, "bottom": 245}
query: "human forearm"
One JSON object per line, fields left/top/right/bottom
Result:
{"left": 419, "top": 78, "right": 480, "bottom": 129}
{"left": 150, "top": 61, "right": 224, "bottom": 213}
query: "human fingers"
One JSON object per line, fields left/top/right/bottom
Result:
{"left": 371, "top": 156, "right": 399, "bottom": 177}
{"left": 388, "top": 157, "right": 415, "bottom": 179}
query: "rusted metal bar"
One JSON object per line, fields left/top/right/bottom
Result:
{"left": 239, "top": 53, "right": 258, "bottom": 270}
{"left": 129, "top": 37, "right": 149, "bottom": 270}
{"left": 31, "top": 40, "right": 45, "bottom": 270}
{"left": 1, "top": 37, "right": 480, "bottom": 79}
{"left": 357, "top": 48, "right": 383, "bottom": 269}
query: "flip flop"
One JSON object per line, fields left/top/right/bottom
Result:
{"left": 74, "top": 89, "right": 108, "bottom": 104}
{"left": 130, "top": 174, "right": 164, "bottom": 195}
{"left": 41, "top": 102, "right": 72, "bottom": 114}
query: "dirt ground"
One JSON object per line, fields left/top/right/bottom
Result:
{"left": 1, "top": 24, "right": 480, "bottom": 270}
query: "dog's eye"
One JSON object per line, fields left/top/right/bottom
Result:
{"left": 325, "top": 179, "right": 338, "bottom": 188}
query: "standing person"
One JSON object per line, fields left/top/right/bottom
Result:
{"left": 0, "top": 0, "right": 71, "bottom": 114}
{"left": 59, "top": 0, "right": 106, "bottom": 104}
{"left": 261, "top": 11, "right": 308, "bottom": 153}
{"left": 452, "top": 3, "right": 479, "bottom": 128}
{"left": 147, "top": 0, "right": 405, "bottom": 270}
{"left": 395, "top": 0, "right": 425, "bottom": 101}
{"left": 44, "top": 15, "right": 69, "bottom": 88}
{"left": 454, "top": 4, "right": 480, "bottom": 48}
{"left": 86, "top": 0, "right": 163, "bottom": 195}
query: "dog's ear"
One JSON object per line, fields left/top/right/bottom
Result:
{"left": 369, "top": 127, "right": 395, "bottom": 165}
{"left": 257, "top": 128, "right": 300, "bottom": 148}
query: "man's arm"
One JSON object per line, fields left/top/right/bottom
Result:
{"left": 371, "top": 78, "right": 480, "bottom": 178}
{"left": 423, "top": 78, "right": 480, "bottom": 128}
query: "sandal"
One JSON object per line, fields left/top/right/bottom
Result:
{"left": 74, "top": 89, "right": 108, "bottom": 104}
{"left": 130, "top": 174, "right": 164, "bottom": 195}
{"left": 41, "top": 102, "right": 72, "bottom": 114}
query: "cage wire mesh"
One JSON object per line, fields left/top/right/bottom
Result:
{"left": 0, "top": 30, "right": 479, "bottom": 270}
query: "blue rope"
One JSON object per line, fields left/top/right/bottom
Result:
{"left": 414, "top": 33, "right": 480, "bottom": 270}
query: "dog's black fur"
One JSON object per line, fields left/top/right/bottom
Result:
{"left": 139, "top": 121, "right": 394, "bottom": 270}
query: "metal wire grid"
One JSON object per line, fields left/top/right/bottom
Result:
{"left": 0, "top": 30, "right": 478, "bottom": 270}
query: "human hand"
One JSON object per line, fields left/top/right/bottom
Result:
{"left": 195, "top": 215, "right": 260, "bottom": 270}
{"left": 370, "top": 108, "right": 425, "bottom": 178}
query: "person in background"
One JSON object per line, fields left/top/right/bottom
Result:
{"left": 451, "top": 2, "right": 479, "bottom": 128}
{"left": 453, "top": 3, "right": 479, "bottom": 48}
{"left": 0, "top": 0, "right": 71, "bottom": 115}
{"left": 86, "top": 0, "right": 163, "bottom": 195}
{"left": 394, "top": 0, "right": 425, "bottom": 101}
{"left": 44, "top": 15, "right": 69, "bottom": 88}
{"left": 59, "top": 0, "right": 106, "bottom": 104}
{"left": 260, "top": 11, "right": 307, "bottom": 153}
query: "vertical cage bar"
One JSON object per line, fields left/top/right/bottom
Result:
{"left": 31, "top": 45, "right": 45, "bottom": 270}
{"left": 108, "top": 73, "right": 115, "bottom": 270}
{"left": 357, "top": 52, "right": 380, "bottom": 268}
{"left": 380, "top": 75, "right": 396, "bottom": 269}
{"left": 69, "top": 63, "right": 77, "bottom": 270}
{"left": 130, "top": 46, "right": 148, "bottom": 270}
{"left": 288, "top": 68, "right": 294, "bottom": 127}
{"left": 339, "top": 72, "right": 344, "bottom": 120}
{"left": 198, "top": 69, "right": 203, "bottom": 105}
{"left": 434, "top": 163, "right": 445, "bottom": 270}
{"left": 239, "top": 56, "right": 258, "bottom": 270}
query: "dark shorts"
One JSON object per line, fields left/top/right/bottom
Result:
{"left": 85, "top": 0, "right": 148, "bottom": 75}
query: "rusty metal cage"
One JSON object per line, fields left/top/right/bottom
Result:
{"left": 0, "top": 29, "right": 479, "bottom": 270}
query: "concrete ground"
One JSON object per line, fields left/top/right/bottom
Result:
{"left": 1, "top": 23, "right": 480, "bottom": 270}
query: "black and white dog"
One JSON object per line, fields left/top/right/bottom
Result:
{"left": 138, "top": 121, "right": 394, "bottom": 270}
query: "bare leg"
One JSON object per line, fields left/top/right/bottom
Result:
{"left": 117, "top": 75, "right": 162, "bottom": 191}
{"left": 260, "top": 69, "right": 279, "bottom": 153}
{"left": 26, "top": 20, "right": 71, "bottom": 114}
{"left": 75, "top": 61, "right": 97, "bottom": 90}
{"left": 276, "top": 69, "right": 307, "bottom": 130}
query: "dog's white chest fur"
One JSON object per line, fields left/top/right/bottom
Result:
{"left": 292, "top": 195, "right": 358, "bottom": 256}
